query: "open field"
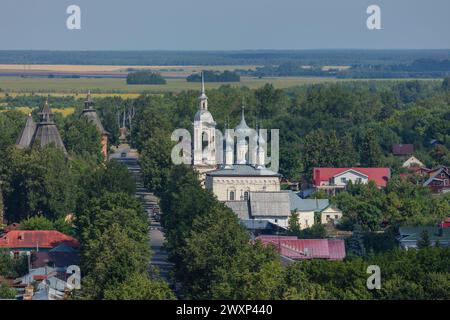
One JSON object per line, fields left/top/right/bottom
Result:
{"left": 0, "top": 64, "right": 259, "bottom": 79}
{"left": 0, "top": 106, "right": 75, "bottom": 117}
{"left": 0, "top": 76, "right": 341, "bottom": 95}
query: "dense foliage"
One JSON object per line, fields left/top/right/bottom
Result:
{"left": 187, "top": 71, "right": 240, "bottom": 82}
{"left": 126, "top": 71, "right": 166, "bottom": 85}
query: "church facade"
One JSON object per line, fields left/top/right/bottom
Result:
{"left": 191, "top": 74, "right": 281, "bottom": 201}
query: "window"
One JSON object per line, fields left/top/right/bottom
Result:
{"left": 341, "top": 177, "right": 347, "bottom": 184}
{"left": 244, "top": 191, "right": 249, "bottom": 201}
{"left": 445, "top": 179, "right": 449, "bottom": 186}
{"left": 356, "top": 178, "right": 362, "bottom": 183}
{"left": 229, "top": 191, "right": 235, "bottom": 201}
{"left": 335, "top": 215, "right": 339, "bottom": 219}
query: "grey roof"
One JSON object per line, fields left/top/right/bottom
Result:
{"left": 207, "top": 164, "right": 280, "bottom": 177}
{"left": 31, "top": 101, "right": 67, "bottom": 154}
{"left": 16, "top": 114, "right": 36, "bottom": 149}
{"left": 399, "top": 226, "right": 450, "bottom": 241}
{"left": 249, "top": 191, "right": 290, "bottom": 217}
{"left": 32, "top": 123, "right": 67, "bottom": 154}
{"left": 81, "top": 92, "right": 108, "bottom": 135}
{"left": 288, "top": 191, "right": 330, "bottom": 212}
{"left": 82, "top": 109, "right": 108, "bottom": 135}
{"left": 225, "top": 201, "right": 250, "bottom": 219}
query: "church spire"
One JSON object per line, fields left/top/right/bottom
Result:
{"left": 39, "top": 99, "right": 53, "bottom": 123}
{"left": 199, "top": 72, "right": 208, "bottom": 111}
{"left": 201, "top": 72, "right": 205, "bottom": 95}
{"left": 84, "top": 90, "right": 94, "bottom": 109}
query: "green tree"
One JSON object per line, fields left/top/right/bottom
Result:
{"left": 0, "top": 283, "right": 15, "bottom": 299}
{"left": 4, "top": 146, "right": 75, "bottom": 222}
{"left": 20, "top": 215, "right": 54, "bottom": 230}
{"left": 141, "top": 130, "right": 174, "bottom": 196}
{"left": 358, "top": 128, "right": 383, "bottom": 167}
{"left": 443, "top": 77, "right": 450, "bottom": 91}
{"left": 417, "top": 230, "right": 431, "bottom": 249}
{"left": 103, "top": 272, "right": 175, "bottom": 300}
{"left": 79, "top": 224, "right": 150, "bottom": 299}
{"left": 63, "top": 117, "right": 102, "bottom": 160}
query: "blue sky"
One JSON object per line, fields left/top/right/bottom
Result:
{"left": 0, "top": 0, "right": 449, "bottom": 50}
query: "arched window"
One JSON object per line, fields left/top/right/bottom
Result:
{"left": 229, "top": 191, "right": 235, "bottom": 201}
{"left": 202, "top": 132, "right": 209, "bottom": 150}
{"left": 244, "top": 191, "right": 249, "bottom": 201}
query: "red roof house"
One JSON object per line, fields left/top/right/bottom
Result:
{"left": 0, "top": 230, "right": 79, "bottom": 251}
{"left": 441, "top": 218, "right": 450, "bottom": 229}
{"left": 256, "top": 235, "right": 346, "bottom": 261}
{"left": 313, "top": 167, "right": 391, "bottom": 192}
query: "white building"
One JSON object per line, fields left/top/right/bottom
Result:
{"left": 192, "top": 73, "right": 218, "bottom": 180}
{"left": 190, "top": 75, "right": 281, "bottom": 198}
{"left": 288, "top": 191, "right": 342, "bottom": 230}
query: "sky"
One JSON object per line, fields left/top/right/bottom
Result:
{"left": 0, "top": 0, "right": 449, "bottom": 50}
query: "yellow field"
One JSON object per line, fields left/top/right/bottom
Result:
{"left": 0, "top": 106, "right": 75, "bottom": 117}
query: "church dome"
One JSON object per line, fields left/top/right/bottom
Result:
{"left": 194, "top": 109, "right": 215, "bottom": 124}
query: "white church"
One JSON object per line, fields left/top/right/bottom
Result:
{"left": 192, "top": 75, "right": 281, "bottom": 202}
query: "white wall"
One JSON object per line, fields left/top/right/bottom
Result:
{"left": 207, "top": 176, "right": 280, "bottom": 201}
{"left": 320, "top": 207, "right": 343, "bottom": 224}
{"left": 332, "top": 171, "right": 368, "bottom": 186}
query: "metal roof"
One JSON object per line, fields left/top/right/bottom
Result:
{"left": 288, "top": 191, "right": 330, "bottom": 212}
{"left": 224, "top": 201, "right": 250, "bottom": 220}
{"left": 256, "top": 235, "right": 346, "bottom": 260}
{"left": 249, "top": 191, "right": 290, "bottom": 217}
{"left": 399, "top": 226, "right": 450, "bottom": 241}
{"left": 207, "top": 164, "right": 280, "bottom": 177}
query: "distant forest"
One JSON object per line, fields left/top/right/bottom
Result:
{"left": 187, "top": 71, "right": 240, "bottom": 83}
{"left": 0, "top": 50, "right": 449, "bottom": 67}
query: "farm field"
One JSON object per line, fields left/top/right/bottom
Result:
{"left": 0, "top": 76, "right": 341, "bottom": 95}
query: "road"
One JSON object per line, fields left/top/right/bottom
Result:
{"left": 111, "top": 145, "right": 173, "bottom": 283}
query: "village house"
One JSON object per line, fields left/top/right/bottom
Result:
{"left": 313, "top": 167, "right": 391, "bottom": 195}
{"left": 225, "top": 191, "right": 290, "bottom": 230}
{"left": 423, "top": 166, "right": 450, "bottom": 194}
{"left": 288, "top": 191, "right": 342, "bottom": 229}
{"left": 402, "top": 156, "right": 425, "bottom": 169}
{"left": 224, "top": 190, "right": 343, "bottom": 233}
{"left": 398, "top": 225, "right": 450, "bottom": 249}
{"left": 0, "top": 230, "right": 79, "bottom": 256}
{"left": 393, "top": 144, "right": 414, "bottom": 159}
